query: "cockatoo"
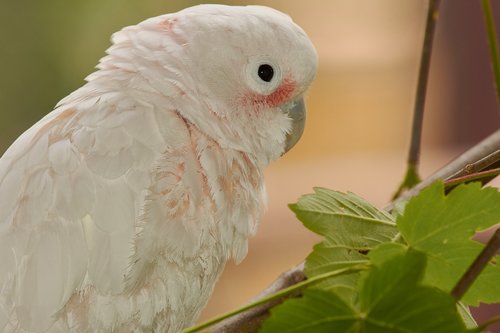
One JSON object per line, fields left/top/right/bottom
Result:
{"left": 0, "top": 4, "right": 317, "bottom": 332}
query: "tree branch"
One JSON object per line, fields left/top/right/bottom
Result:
{"left": 210, "top": 263, "right": 305, "bottom": 333}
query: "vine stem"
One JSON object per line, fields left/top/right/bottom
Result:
{"left": 393, "top": 0, "right": 441, "bottom": 198}
{"left": 481, "top": 0, "right": 500, "bottom": 106}
{"left": 444, "top": 167, "right": 500, "bottom": 191}
{"left": 451, "top": 228, "right": 500, "bottom": 301}
{"left": 408, "top": 0, "right": 441, "bottom": 167}
{"left": 181, "top": 264, "right": 370, "bottom": 333}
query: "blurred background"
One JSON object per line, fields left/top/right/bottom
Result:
{"left": 0, "top": 0, "right": 499, "bottom": 330}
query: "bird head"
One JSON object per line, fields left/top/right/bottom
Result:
{"left": 98, "top": 5, "right": 317, "bottom": 165}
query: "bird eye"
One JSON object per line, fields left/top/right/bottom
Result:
{"left": 258, "top": 64, "right": 274, "bottom": 82}
{"left": 245, "top": 57, "right": 282, "bottom": 94}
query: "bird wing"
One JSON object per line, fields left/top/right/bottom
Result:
{"left": 0, "top": 91, "right": 170, "bottom": 331}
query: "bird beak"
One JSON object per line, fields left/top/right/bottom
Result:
{"left": 282, "top": 97, "right": 306, "bottom": 153}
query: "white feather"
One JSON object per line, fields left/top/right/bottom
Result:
{"left": 0, "top": 4, "right": 317, "bottom": 332}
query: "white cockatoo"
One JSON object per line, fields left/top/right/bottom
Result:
{"left": 0, "top": 4, "right": 317, "bottom": 332}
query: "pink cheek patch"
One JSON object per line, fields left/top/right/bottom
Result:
{"left": 241, "top": 77, "right": 297, "bottom": 109}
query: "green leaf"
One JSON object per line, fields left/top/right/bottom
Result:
{"left": 360, "top": 248, "right": 425, "bottom": 313}
{"left": 259, "top": 289, "right": 358, "bottom": 333}
{"left": 290, "top": 188, "right": 398, "bottom": 303}
{"left": 358, "top": 249, "right": 469, "bottom": 333}
{"left": 290, "top": 188, "right": 396, "bottom": 244}
{"left": 304, "top": 243, "right": 366, "bottom": 303}
{"left": 260, "top": 249, "right": 471, "bottom": 333}
{"left": 397, "top": 181, "right": 500, "bottom": 305}
{"left": 367, "top": 244, "right": 478, "bottom": 329}
{"left": 366, "top": 242, "right": 407, "bottom": 265}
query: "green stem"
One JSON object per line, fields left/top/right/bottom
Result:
{"left": 451, "top": 228, "right": 500, "bottom": 301}
{"left": 393, "top": 0, "right": 441, "bottom": 199}
{"left": 408, "top": 0, "right": 440, "bottom": 167}
{"left": 181, "top": 264, "right": 371, "bottom": 333}
{"left": 393, "top": 163, "right": 422, "bottom": 199}
{"left": 481, "top": 0, "right": 500, "bottom": 106}
{"left": 444, "top": 167, "right": 500, "bottom": 190}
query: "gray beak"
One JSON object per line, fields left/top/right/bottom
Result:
{"left": 282, "top": 98, "right": 306, "bottom": 153}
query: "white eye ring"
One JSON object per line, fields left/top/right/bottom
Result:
{"left": 245, "top": 56, "right": 282, "bottom": 95}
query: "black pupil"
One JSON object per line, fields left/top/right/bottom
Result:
{"left": 258, "top": 64, "right": 274, "bottom": 82}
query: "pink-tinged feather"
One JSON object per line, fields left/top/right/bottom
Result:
{"left": 241, "top": 77, "right": 297, "bottom": 108}
{"left": 0, "top": 4, "right": 317, "bottom": 332}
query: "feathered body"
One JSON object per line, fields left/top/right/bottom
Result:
{"left": 0, "top": 5, "right": 317, "bottom": 332}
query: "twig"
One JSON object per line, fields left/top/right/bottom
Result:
{"left": 393, "top": 0, "right": 441, "bottom": 198}
{"left": 408, "top": 0, "right": 441, "bottom": 168}
{"left": 481, "top": 0, "right": 500, "bottom": 106}
{"left": 211, "top": 262, "right": 305, "bottom": 333}
{"left": 182, "top": 264, "right": 370, "bottom": 333}
{"left": 451, "top": 228, "right": 500, "bottom": 301}
{"left": 449, "top": 150, "right": 500, "bottom": 179}
{"left": 444, "top": 167, "right": 500, "bottom": 191}
{"left": 389, "top": 129, "right": 500, "bottom": 211}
